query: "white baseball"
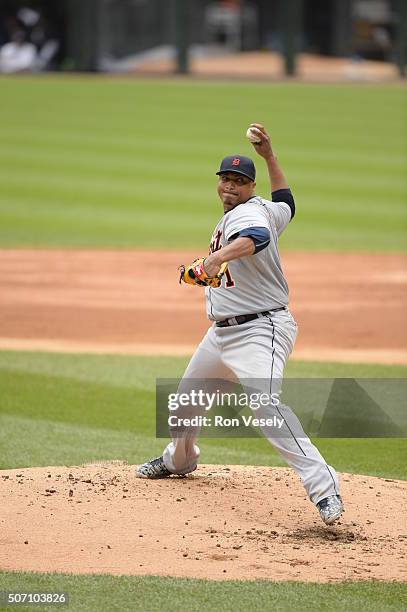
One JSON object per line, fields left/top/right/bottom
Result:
{"left": 246, "top": 127, "right": 262, "bottom": 144}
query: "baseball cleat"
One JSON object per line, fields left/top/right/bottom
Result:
{"left": 135, "top": 456, "right": 172, "bottom": 479}
{"left": 317, "top": 495, "right": 344, "bottom": 525}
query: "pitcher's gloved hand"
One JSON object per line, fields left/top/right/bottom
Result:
{"left": 178, "top": 257, "right": 228, "bottom": 288}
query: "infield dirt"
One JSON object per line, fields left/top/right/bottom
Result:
{"left": 0, "top": 249, "right": 406, "bottom": 364}
{"left": 0, "top": 462, "right": 406, "bottom": 582}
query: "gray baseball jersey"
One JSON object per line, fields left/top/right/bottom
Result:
{"left": 206, "top": 196, "right": 291, "bottom": 320}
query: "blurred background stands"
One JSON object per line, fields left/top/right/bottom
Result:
{"left": 0, "top": 0, "right": 63, "bottom": 72}
{"left": 0, "top": 0, "right": 405, "bottom": 77}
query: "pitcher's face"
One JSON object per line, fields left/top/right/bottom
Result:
{"left": 217, "top": 172, "right": 256, "bottom": 212}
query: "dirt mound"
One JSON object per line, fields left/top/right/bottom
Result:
{"left": 1, "top": 462, "right": 406, "bottom": 582}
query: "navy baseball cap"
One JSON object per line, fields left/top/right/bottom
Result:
{"left": 216, "top": 155, "right": 256, "bottom": 181}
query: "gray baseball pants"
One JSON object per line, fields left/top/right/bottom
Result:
{"left": 162, "top": 309, "right": 340, "bottom": 505}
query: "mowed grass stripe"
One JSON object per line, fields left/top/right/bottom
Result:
{"left": 1, "top": 351, "right": 405, "bottom": 387}
{"left": 0, "top": 77, "right": 405, "bottom": 250}
{"left": 1, "top": 411, "right": 406, "bottom": 479}
{"left": 1, "top": 164, "right": 405, "bottom": 222}
{"left": 0, "top": 413, "right": 164, "bottom": 469}
{"left": 2, "top": 175, "right": 405, "bottom": 219}
{"left": 0, "top": 413, "right": 282, "bottom": 470}
{"left": 4, "top": 78, "right": 403, "bottom": 130}
{"left": 1, "top": 155, "right": 404, "bottom": 221}
{"left": 0, "top": 198, "right": 217, "bottom": 248}
{"left": 0, "top": 127, "right": 225, "bottom": 157}
{"left": 0, "top": 351, "right": 190, "bottom": 388}
{"left": 0, "top": 169, "right": 212, "bottom": 199}
{"left": 1, "top": 151, "right": 406, "bottom": 195}
{"left": 2, "top": 86, "right": 404, "bottom": 151}
{"left": 1, "top": 175, "right": 405, "bottom": 250}
{"left": 0, "top": 198, "right": 214, "bottom": 230}
{"left": 0, "top": 368, "right": 155, "bottom": 433}
{"left": 0, "top": 572, "right": 405, "bottom": 612}
{"left": 0, "top": 145, "right": 216, "bottom": 175}
{"left": 0, "top": 352, "right": 406, "bottom": 477}
{"left": 3, "top": 126, "right": 406, "bottom": 173}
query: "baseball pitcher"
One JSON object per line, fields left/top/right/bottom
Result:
{"left": 136, "top": 123, "right": 343, "bottom": 525}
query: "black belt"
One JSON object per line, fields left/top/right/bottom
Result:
{"left": 215, "top": 307, "right": 286, "bottom": 328}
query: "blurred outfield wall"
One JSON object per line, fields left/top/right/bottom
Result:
{"left": 1, "top": 0, "right": 405, "bottom": 75}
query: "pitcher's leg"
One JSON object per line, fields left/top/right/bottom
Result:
{"left": 162, "top": 326, "right": 234, "bottom": 475}
{"left": 259, "top": 405, "right": 340, "bottom": 504}
{"left": 221, "top": 313, "right": 340, "bottom": 504}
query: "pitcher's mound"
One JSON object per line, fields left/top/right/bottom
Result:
{"left": 1, "top": 462, "right": 405, "bottom": 582}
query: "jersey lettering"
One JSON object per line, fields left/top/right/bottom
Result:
{"left": 209, "top": 229, "right": 222, "bottom": 254}
{"left": 209, "top": 228, "right": 235, "bottom": 288}
{"left": 225, "top": 268, "right": 235, "bottom": 288}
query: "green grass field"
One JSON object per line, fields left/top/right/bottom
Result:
{"left": 1, "top": 76, "right": 406, "bottom": 611}
{"left": 0, "top": 573, "right": 405, "bottom": 612}
{"left": 0, "top": 77, "right": 406, "bottom": 251}
{"left": 1, "top": 351, "right": 406, "bottom": 477}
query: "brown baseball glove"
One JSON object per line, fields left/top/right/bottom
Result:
{"left": 178, "top": 257, "right": 228, "bottom": 288}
